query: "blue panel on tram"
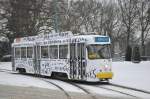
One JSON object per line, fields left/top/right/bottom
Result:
{"left": 95, "top": 37, "right": 109, "bottom": 42}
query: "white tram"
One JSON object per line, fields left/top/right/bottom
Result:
{"left": 12, "top": 31, "right": 113, "bottom": 82}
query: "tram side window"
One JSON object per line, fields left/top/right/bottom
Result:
{"left": 41, "top": 46, "right": 48, "bottom": 58}
{"left": 21, "top": 47, "right": 26, "bottom": 58}
{"left": 49, "top": 45, "right": 58, "bottom": 59}
{"left": 27, "top": 47, "right": 33, "bottom": 58}
{"left": 59, "top": 45, "right": 68, "bottom": 59}
{"left": 15, "top": 48, "right": 21, "bottom": 58}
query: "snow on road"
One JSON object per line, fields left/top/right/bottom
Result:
{"left": 0, "top": 62, "right": 84, "bottom": 93}
{"left": 112, "top": 61, "right": 150, "bottom": 92}
{"left": 0, "top": 71, "right": 58, "bottom": 90}
{"left": 0, "top": 61, "right": 150, "bottom": 94}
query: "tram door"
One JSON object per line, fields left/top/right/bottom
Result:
{"left": 33, "top": 46, "right": 40, "bottom": 74}
{"left": 70, "top": 43, "right": 86, "bottom": 80}
{"left": 70, "top": 43, "right": 76, "bottom": 79}
{"left": 77, "top": 43, "right": 86, "bottom": 80}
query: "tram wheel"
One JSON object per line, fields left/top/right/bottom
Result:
{"left": 16, "top": 68, "right": 26, "bottom": 74}
{"left": 51, "top": 72, "right": 68, "bottom": 79}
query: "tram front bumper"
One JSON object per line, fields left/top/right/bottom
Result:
{"left": 96, "top": 72, "right": 113, "bottom": 79}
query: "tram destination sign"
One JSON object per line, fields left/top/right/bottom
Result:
{"left": 95, "top": 37, "right": 109, "bottom": 42}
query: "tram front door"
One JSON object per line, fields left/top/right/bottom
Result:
{"left": 70, "top": 43, "right": 86, "bottom": 80}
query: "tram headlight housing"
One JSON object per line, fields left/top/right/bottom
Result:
{"left": 104, "top": 65, "right": 108, "bottom": 71}
{"left": 104, "top": 65, "right": 111, "bottom": 71}
{"left": 105, "top": 65, "right": 108, "bottom": 68}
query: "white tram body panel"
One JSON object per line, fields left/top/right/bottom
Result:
{"left": 12, "top": 31, "right": 113, "bottom": 82}
{"left": 12, "top": 42, "right": 36, "bottom": 74}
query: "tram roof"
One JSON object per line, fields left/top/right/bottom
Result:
{"left": 12, "top": 31, "right": 111, "bottom": 46}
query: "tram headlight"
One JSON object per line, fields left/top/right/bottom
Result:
{"left": 104, "top": 65, "right": 111, "bottom": 71}
{"left": 105, "top": 65, "right": 111, "bottom": 71}
{"left": 105, "top": 65, "right": 108, "bottom": 68}
{"left": 104, "top": 65, "right": 109, "bottom": 71}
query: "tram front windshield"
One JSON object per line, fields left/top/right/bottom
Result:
{"left": 87, "top": 44, "right": 111, "bottom": 59}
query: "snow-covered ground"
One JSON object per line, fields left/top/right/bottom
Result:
{"left": 0, "top": 61, "right": 150, "bottom": 93}
{"left": 0, "top": 71, "right": 58, "bottom": 90}
{"left": 0, "top": 62, "right": 84, "bottom": 93}
{"left": 0, "top": 62, "right": 12, "bottom": 70}
{"left": 0, "top": 63, "right": 57, "bottom": 90}
{"left": 111, "top": 61, "right": 150, "bottom": 92}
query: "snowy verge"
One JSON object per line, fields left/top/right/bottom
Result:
{"left": 0, "top": 62, "right": 12, "bottom": 70}
{"left": 111, "top": 61, "right": 150, "bottom": 92}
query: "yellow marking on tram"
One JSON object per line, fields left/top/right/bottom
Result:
{"left": 96, "top": 72, "right": 113, "bottom": 79}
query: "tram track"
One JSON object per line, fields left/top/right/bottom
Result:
{"left": 70, "top": 82, "right": 137, "bottom": 98}
{"left": 42, "top": 79, "right": 72, "bottom": 99}
{"left": 63, "top": 80, "right": 150, "bottom": 98}
{"left": 96, "top": 83, "right": 150, "bottom": 99}
{"left": 51, "top": 78, "right": 145, "bottom": 99}
{"left": 97, "top": 85, "right": 138, "bottom": 98}
{"left": 109, "top": 83, "right": 150, "bottom": 95}
{"left": 0, "top": 70, "right": 73, "bottom": 99}
{"left": 66, "top": 81, "right": 97, "bottom": 99}
{"left": 41, "top": 78, "right": 97, "bottom": 99}
{"left": 0, "top": 69, "right": 108, "bottom": 99}
{"left": 1, "top": 69, "right": 150, "bottom": 98}
{"left": 72, "top": 80, "right": 150, "bottom": 98}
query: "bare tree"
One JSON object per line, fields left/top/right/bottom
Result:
{"left": 118, "top": 0, "right": 138, "bottom": 47}
{"left": 8, "top": 0, "right": 45, "bottom": 37}
{"left": 137, "top": 0, "right": 150, "bottom": 56}
{"left": 64, "top": 0, "right": 103, "bottom": 33}
{"left": 0, "top": 0, "right": 45, "bottom": 56}
{"left": 118, "top": 0, "right": 139, "bottom": 60}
